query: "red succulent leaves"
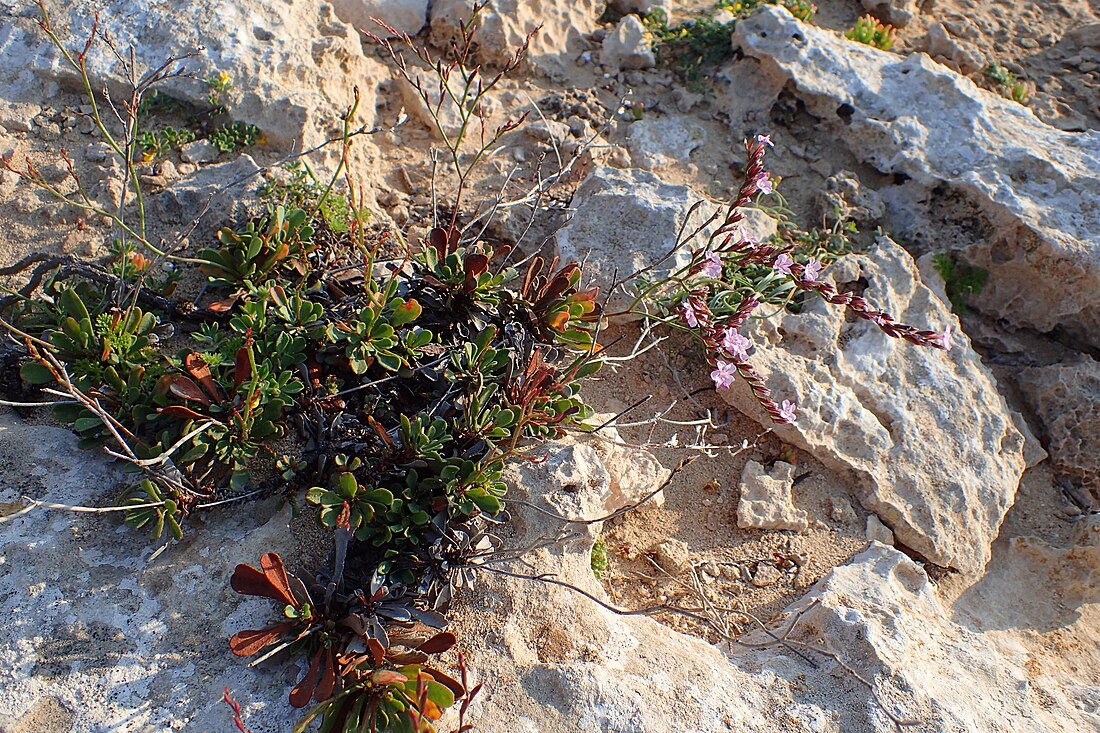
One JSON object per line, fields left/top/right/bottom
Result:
{"left": 230, "top": 552, "right": 298, "bottom": 606}
{"left": 228, "top": 622, "right": 295, "bottom": 657}
{"left": 289, "top": 646, "right": 337, "bottom": 708}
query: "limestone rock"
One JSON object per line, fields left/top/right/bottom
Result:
{"left": 601, "top": 15, "right": 656, "bottom": 70}
{"left": 653, "top": 538, "right": 692, "bottom": 575}
{"left": 0, "top": 0, "right": 382, "bottom": 150}
{"left": 607, "top": 0, "right": 672, "bottom": 17}
{"left": 626, "top": 115, "right": 706, "bottom": 169}
{"left": 429, "top": 0, "right": 600, "bottom": 71}
{"left": 719, "top": 236, "right": 1026, "bottom": 573}
{"left": 735, "top": 7, "right": 1100, "bottom": 349}
{"left": 331, "top": 0, "right": 428, "bottom": 36}
{"left": 866, "top": 513, "right": 894, "bottom": 545}
{"left": 721, "top": 58, "right": 789, "bottom": 136}
{"left": 816, "top": 169, "right": 884, "bottom": 225}
{"left": 1018, "top": 357, "right": 1100, "bottom": 499}
{"left": 860, "top": 0, "right": 919, "bottom": 27}
{"left": 179, "top": 139, "right": 218, "bottom": 164}
{"left": 0, "top": 418, "right": 298, "bottom": 731}
{"left": 554, "top": 166, "right": 776, "bottom": 311}
{"left": 454, "top": 478, "right": 1100, "bottom": 733}
{"left": 145, "top": 155, "right": 263, "bottom": 242}
{"left": 736, "top": 460, "right": 809, "bottom": 532}
{"left": 921, "top": 21, "right": 987, "bottom": 74}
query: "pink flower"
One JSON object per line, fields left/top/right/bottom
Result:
{"left": 754, "top": 172, "right": 774, "bottom": 195}
{"left": 802, "top": 257, "right": 822, "bottom": 282}
{"left": 778, "top": 400, "right": 797, "bottom": 423}
{"left": 680, "top": 300, "right": 700, "bottom": 328}
{"left": 736, "top": 226, "right": 758, "bottom": 248}
{"left": 773, "top": 253, "right": 795, "bottom": 275}
{"left": 721, "top": 328, "right": 751, "bottom": 361}
{"left": 756, "top": 133, "right": 774, "bottom": 147}
{"left": 701, "top": 251, "right": 723, "bottom": 279}
{"left": 938, "top": 326, "right": 954, "bottom": 351}
{"left": 710, "top": 360, "right": 738, "bottom": 390}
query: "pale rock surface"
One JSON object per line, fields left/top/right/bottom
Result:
{"left": 735, "top": 7, "right": 1100, "bottom": 348}
{"left": 719, "top": 235, "right": 1026, "bottom": 573}
{"left": 396, "top": 68, "right": 472, "bottom": 140}
{"left": 330, "top": 0, "right": 428, "bottom": 36}
{"left": 0, "top": 418, "right": 299, "bottom": 731}
{"left": 3, "top": 418, "right": 1095, "bottom": 732}
{"left": 1018, "top": 357, "right": 1100, "bottom": 499}
{"left": 457, "top": 454, "right": 1100, "bottom": 733}
{"left": 653, "top": 538, "right": 693, "bottom": 575}
{"left": 429, "top": 0, "right": 600, "bottom": 71}
{"left": 736, "top": 459, "right": 809, "bottom": 532}
{"left": 145, "top": 155, "right": 264, "bottom": 243}
{"left": 0, "top": 0, "right": 383, "bottom": 149}
{"left": 817, "top": 169, "right": 885, "bottom": 225}
{"left": 721, "top": 58, "right": 788, "bottom": 135}
{"left": 608, "top": 0, "right": 672, "bottom": 17}
{"left": 554, "top": 166, "right": 777, "bottom": 311}
{"left": 626, "top": 115, "right": 707, "bottom": 168}
{"left": 922, "top": 21, "right": 987, "bottom": 74}
{"left": 179, "top": 139, "right": 218, "bottom": 164}
{"left": 860, "top": 0, "right": 919, "bottom": 27}
{"left": 601, "top": 15, "right": 656, "bottom": 70}
{"left": 866, "top": 513, "right": 894, "bottom": 544}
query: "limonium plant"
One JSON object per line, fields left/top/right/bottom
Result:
{"left": 635, "top": 135, "right": 951, "bottom": 425}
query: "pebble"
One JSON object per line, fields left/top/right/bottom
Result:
{"left": 86, "top": 141, "right": 113, "bottom": 164}
{"left": 751, "top": 563, "right": 784, "bottom": 587}
{"left": 180, "top": 139, "right": 218, "bottom": 164}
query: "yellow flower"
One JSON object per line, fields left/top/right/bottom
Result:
{"left": 218, "top": 71, "right": 231, "bottom": 87}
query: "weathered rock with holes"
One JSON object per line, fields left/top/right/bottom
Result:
{"left": 626, "top": 115, "right": 707, "bottom": 168}
{"left": 1018, "top": 357, "right": 1100, "bottom": 501}
{"left": 455, "top": 470, "right": 1100, "bottom": 733}
{"left": 429, "top": 0, "right": 600, "bottom": 71}
{"left": 860, "top": 0, "right": 919, "bottom": 27}
{"left": 734, "top": 6, "right": 1100, "bottom": 349}
{"left": 601, "top": 15, "right": 656, "bottom": 70}
{"left": 0, "top": 0, "right": 384, "bottom": 149}
{"left": 719, "top": 235, "right": 1026, "bottom": 573}
{"left": 0, "top": 417, "right": 299, "bottom": 731}
{"left": 554, "top": 166, "right": 777, "bottom": 311}
{"left": 330, "top": 0, "right": 428, "bottom": 36}
{"left": 736, "top": 460, "right": 809, "bottom": 532}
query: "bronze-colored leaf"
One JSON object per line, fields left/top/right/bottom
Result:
{"left": 233, "top": 345, "right": 252, "bottom": 390}
{"left": 230, "top": 558, "right": 297, "bottom": 606}
{"left": 229, "top": 622, "right": 293, "bottom": 656}
{"left": 422, "top": 666, "right": 466, "bottom": 697}
{"left": 259, "top": 552, "right": 297, "bottom": 605}
{"left": 314, "top": 647, "right": 336, "bottom": 702}
{"left": 415, "top": 631, "right": 457, "bottom": 655}
{"left": 169, "top": 376, "right": 212, "bottom": 406}
{"left": 367, "top": 637, "right": 386, "bottom": 666}
{"left": 157, "top": 405, "right": 207, "bottom": 421}
{"left": 183, "top": 353, "right": 223, "bottom": 401}
{"left": 289, "top": 647, "right": 323, "bottom": 708}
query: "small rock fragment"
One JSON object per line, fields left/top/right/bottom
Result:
{"left": 736, "top": 460, "right": 810, "bottom": 532}
{"left": 751, "top": 563, "right": 784, "bottom": 587}
{"left": 601, "top": 15, "right": 655, "bottom": 70}
{"left": 653, "top": 539, "right": 692, "bottom": 575}
{"left": 866, "top": 514, "right": 894, "bottom": 545}
{"left": 828, "top": 496, "right": 857, "bottom": 524}
{"left": 180, "top": 139, "right": 218, "bottom": 164}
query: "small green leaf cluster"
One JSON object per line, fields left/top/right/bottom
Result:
{"left": 259, "top": 161, "right": 369, "bottom": 234}
{"left": 985, "top": 63, "right": 1030, "bottom": 105}
{"left": 198, "top": 205, "right": 316, "bottom": 288}
{"left": 845, "top": 14, "right": 896, "bottom": 51}
{"left": 932, "top": 254, "right": 989, "bottom": 313}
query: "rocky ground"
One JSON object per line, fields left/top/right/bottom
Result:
{"left": 0, "top": 0, "right": 1098, "bottom": 732}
